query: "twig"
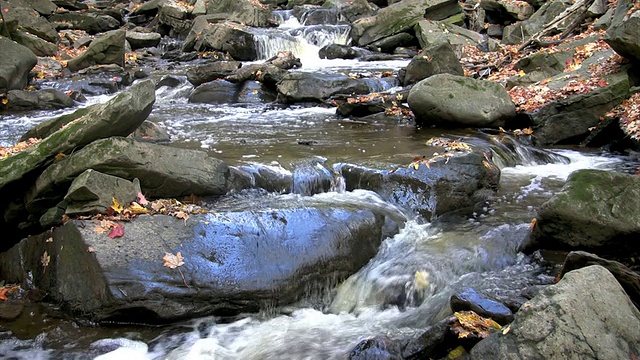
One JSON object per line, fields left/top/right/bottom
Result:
{"left": 177, "top": 268, "right": 191, "bottom": 288}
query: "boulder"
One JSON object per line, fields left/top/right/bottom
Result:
{"left": 0, "top": 80, "right": 155, "bottom": 193}
{"left": 49, "top": 12, "right": 121, "bottom": 34}
{"left": 130, "top": 120, "right": 171, "bottom": 143}
{"left": 125, "top": 31, "right": 162, "bottom": 50}
{"left": 157, "top": 0, "right": 193, "bottom": 36}
{"left": 408, "top": 74, "right": 516, "bottom": 128}
{"left": 414, "top": 20, "right": 497, "bottom": 51}
{"left": 480, "top": 0, "right": 534, "bottom": 21}
{"left": 277, "top": 72, "right": 394, "bottom": 103}
{"left": 402, "top": 37, "right": 464, "bottom": 86}
{"left": 189, "top": 80, "right": 241, "bottom": 103}
{"left": 26, "top": 136, "right": 229, "bottom": 214}
{"left": 318, "top": 44, "right": 370, "bottom": 60}
{"left": 0, "top": 37, "right": 37, "bottom": 93}
{"left": 4, "top": 88, "right": 75, "bottom": 110}
{"left": 0, "top": 0, "right": 59, "bottom": 43}
{"left": 64, "top": 169, "right": 138, "bottom": 216}
{"left": 10, "top": 30, "right": 58, "bottom": 56}
{"left": 194, "top": 21, "right": 259, "bottom": 61}
{"left": 502, "top": 0, "right": 571, "bottom": 45}
{"left": 469, "top": 265, "right": 640, "bottom": 360}
{"left": 225, "top": 63, "right": 288, "bottom": 88}
{"left": 522, "top": 169, "right": 640, "bottom": 257}
{"left": 19, "top": 105, "right": 99, "bottom": 142}
{"left": 351, "top": 0, "right": 462, "bottom": 46}
{"left": 335, "top": 150, "right": 500, "bottom": 220}
{"left": 25, "top": 0, "right": 57, "bottom": 16}
{"left": 0, "top": 197, "right": 393, "bottom": 322}
{"left": 338, "top": 0, "right": 378, "bottom": 23}
{"left": 560, "top": 251, "right": 640, "bottom": 309}
{"left": 52, "top": 0, "right": 88, "bottom": 11}
{"left": 604, "top": 0, "right": 640, "bottom": 63}
{"left": 186, "top": 61, "right": 242, "bottom": 86}
{"left": 67, "top": 30, "right": 126, "bottom": 72}
{"left": 205, "top": 0, "right": 277, "bottom": 28}
{"left": 526, "top": 59, "right": 631, "bottom": 145}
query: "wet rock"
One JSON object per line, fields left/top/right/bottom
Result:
{"left": 189, "top": 80, "right": 241, "bottom": 103}
{"left": 480, "top": 0, "right": 534, "bottom": 22}
{"left": 157, "top": 0, "right": 193, "bottom": 37}
{"left": 125, "top": 31, "right": 162, "bottom": 50}
{"left": 338, "top": 0, "right": 379, "bottom": 23}
{"left": 49, "top": 12, "right": 121, "bottom": 34}
{"left": 0, "top": 197, "right": 393, "bottom": 322}
{"left": 351, "top": 0, "right": 462, "bottom": 47}
{"left": 186, "top": 61, "right": 242, "bottom": 86}
{"left": 502, "top": 0, "right": 570, "bottom": 45}
{"left": 401, "top": 317, "right": 459, "bottom": 359}
{"left": 265, "top": 51, "right": 302, "bottom": 70}
{"left": 63, "top": 169, "right": 138, "bottom": 216}
{"left": 26, "top": 136, "right": 229, "bottom": 215}
{"left": 205, "top": 0, "right": 277, "bottom": 28}
{"left": 319, "top": 44, "right": 370, "bottom": 60}
{"left": 52, "top": 0, "right": 88, "bottom": 11}
{"left": 523, "top": 170, "right": 640, "bottom": 258}
{"left": 156, "top": 75, "right": 184, "bottom": 89}
{"left": 233, "top": 164, "right": 293, "bottom": 194}
{"left": 560, "top": 251, "right": 640, "bottom": 309}
{"left": 225, "top": 64, "right": 288, "bottom": 88}
{"left": 604, "top": 0, "right": 640, "bottom": 63}
{"left": 293, "top": 5, "right": 342, "bottom": 25}
{"left": 0, "top": 301, "right": 25, "bottom": 321}
{"left": 402, "top": 37, "right": 464, "bottom": 86}
{"left": 0, "top": 38, "right": 37, "bottom": 93}
{"left": 26, "top": 0, "right": 57, "bottom": 16}
{"left": 335, "top": 92, "right": 407, "bottom": 118}
{"left": 335, "top": 150, "right": 500, "bottom": 219}
{"left": 67, "top": 29, "right": 126, "bottom": 72}
{"left": 349, "top": 336, "right": 402, "bottom": 359}
{"left": 469, "top": 265, "right": 640, "bottom": 360}
{"left": 408, "top": 74, "right": 516, "bottom": 128}
{"left": 277, "top": 72, "right": 391, "bottom": 103}
{"left": 193, "top": 21, "right": 259, "bottom": 61}
{"left": 236, "top": 81, "right": 277, "bottom": 103}
{"left": 5, "top": 88, "right": 75, "bottom": 110}
{"left": 369, "top": 32, "right": 416, "bottom": 53}
{"left": 450, "top": 288, "right": 514, "bottom": 325}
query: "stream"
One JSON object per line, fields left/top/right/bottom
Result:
{"left": 0, "top": 8, "right": 637, "bottom": 360}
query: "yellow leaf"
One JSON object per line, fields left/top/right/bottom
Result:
{"left": 54, "top": 152, "right": 66, "bottom": 161}
{"left": 529, "top": 217, "right": 537, "bottom": 229}
{"left": 41, "top": 251, "right": 50, "bottom": 269}
{"left": 110, "top": 197, "right": 124, "bottom": 213}
{"left": 129, "top": 202, "right": 150, "bottom": 214}
{"left": 502, "top": 324, "right": 511, "bottom": 335}
{"left": 1, "top": 98, "right": 7, "bottom": 105}
{"left": 518, "top": 70, "right": 525, "bottom": 77}
{"left": 413, "top": 163, "right": 420, "bottom": 170}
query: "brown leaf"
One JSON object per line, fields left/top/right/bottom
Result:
{"left": 174, "top": 211, "right": 189, "bottom": 226}
{"left": 137, "top": 192, "right": 149, "bottom": 206}
{"left": 163, "top": 252, "right": 185, "bottom": 269}
{"left": 41, "top": 251, "right": 50, "bottom": 269}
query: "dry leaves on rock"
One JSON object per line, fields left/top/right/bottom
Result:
{"left": 163, "top": 252, "right": 190, "bottom": 288}
{"left": 0, "top": 285, "right": 20, "bottom": 301}
{"left": 452, "top": 311, "right": 502, "bottom": 339}
{"left": 0, "top": 138, "right": 41, "bottom": 159}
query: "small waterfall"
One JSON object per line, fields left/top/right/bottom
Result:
{"left": 253, "top": 11, "right": 351, "bottom": 63}
{"left": 488, "top": 134, "right": 571, "bottom": 168}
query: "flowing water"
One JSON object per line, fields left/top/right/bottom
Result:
{"left": 0, "top": 9, "right": 637, "bottom": 360}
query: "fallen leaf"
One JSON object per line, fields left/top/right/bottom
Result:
{"left": 174, "top": 211, "right": 190, "bottom": 226}
{"left": 41, "top": 251, "right": 50, "bottom": 269}
{"left": 163, "top": 252, "right": 185, "bottom": 269}
{"left": 45, "top": 237, "right": 53, "bottom": 243}
{"left": 129, "top": 202, "right": 150, "bottom": 214}
{"left": 54, "top": 153, "right": 66, "bottom": 161}
{"left": 137, "top": 192, "right": 149, "bottom": 206}
{"left": 110, "top": 197, "right": 124, "bottom": 214}
{"left": 107, "top": 223, "right": 125, "bottom": 238}
{"left": 87, "top": 246, "right": 95, "bottom": 253}
{"left": 0, "top": 288, "right": 8, "bottom": 301}
{"left": 529, "top": 217, "right": 537, "bottom": 229}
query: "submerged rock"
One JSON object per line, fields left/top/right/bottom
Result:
{"left": 0, "top": 196, "right": 396, "bottom": 323}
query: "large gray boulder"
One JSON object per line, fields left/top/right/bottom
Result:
{"left": 193, "top": 21, "right": 259, "bottom": 61}
{"left": 204, "top": 0, "right": 277, "bottom": 27}
{"left": 351, "top": 0, "right": 462, "bottom": 47}
{"left": 0, "top": 196, "right": 395, "bottom": 322}
{"left": 604, "top": 0, "right": 640, "bottom": 63}
{"left": 63, "top": 169, "right": 139, "bottom": 216}
{"left": 5, "top": 88, "right": 75, "bottom": 110}
{"left": 125, "top": 31, "right": 162, "bottom": 50}
{"left": 67, "top": 30, "right": 125, "bottom": 72}
{"left": 502, "top": 0, "right": 571, "bottom": 45}
{"left": 0, "top": 80, "right": 155, "bottom": 193}
{"left": 414, "top": 20, "right": 497, "bottom": 51}
{"left": 470, "top": 265, "right": 640, "bottom": 360}
{"left": 10, "top": 30, "right": 58, "bottom": 56}
{"left": 522, "top": 169, "right": 640, "bottom": 257}
{"left": 408, "top": 74, "right": 516, "bottom": 128}
{"left": 186, "top": 61, "right": 242, "bottom": 86}
{"left": 26, "top": 137, "right": 229, "bottom": 214}
{"left": 0, "top": 37, "right": 37, "bottom": 93}
{"left": 402, "top": 37, "right": 464, "bottom": 86}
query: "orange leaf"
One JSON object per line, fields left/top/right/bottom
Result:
{"left": 0, "top": 288, "right": 8, "bottom": 301}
